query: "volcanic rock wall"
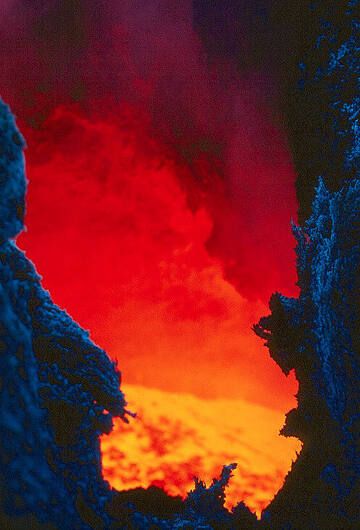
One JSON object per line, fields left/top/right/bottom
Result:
{"left": 274, "top": 0, "right": 360, "bottom": 221}
{"left": 255, "top": 178, "right": 360, "bottom": 529}
{"left": 254, "top": 1, "right": 360, "bottom": 528}
{"left": 0, "top": 99, "right": 126, "bottom": 529}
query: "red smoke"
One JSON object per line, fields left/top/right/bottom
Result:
{"left": 3, "top": 2, "right": 298, "bottom": 404}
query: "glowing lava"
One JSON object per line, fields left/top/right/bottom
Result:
{"left": 101, "top": 384, "right": 301, "bottom": 516}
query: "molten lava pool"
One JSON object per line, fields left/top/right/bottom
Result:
{"left": 101, "top": 384, "right": 301, "bottom": 516}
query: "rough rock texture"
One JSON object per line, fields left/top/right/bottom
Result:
{"left": 255, "top": 178, "right": 360, "bottom": 529}
{"left": 106, "top": 464, "right": 258, "bottom": 529}
{"left": 0, "top": 99, "right": 126, "bottom": 529}
{"left": 253, "top": 1, "right": 360, "bottom": 528}
{"left": 274, "top": 0, "right": 360, "bottom": 221}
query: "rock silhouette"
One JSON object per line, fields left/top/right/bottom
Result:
{"left": 0, "top": 99, "right": 126, "bottom": 528}
{"left": 274, "top": 0, "right": 360, "bottom": 221}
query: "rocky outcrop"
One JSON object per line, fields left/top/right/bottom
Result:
{"left": 253, "top": 2, "right": 360, "bottom": 527}
{"left": 274, "top": 0, "right": 360, "bottom": 221}
{"left": 0, "top": 99, "right": 126, "bottom": 529}
{"left": 255, "top": 178, "right": 360, "bottom": 529}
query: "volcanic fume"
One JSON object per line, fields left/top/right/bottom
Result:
{"left": 6, "top": 0, "right": 299, "bottom": 411}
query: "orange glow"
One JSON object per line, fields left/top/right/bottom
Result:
{"left": 18, "top": 104, "right": 297, "bottom": 409}
{"left": 101, "top": 384, "right": 301, "bottom": 516}
{"left": 17, "top": 102, "right": 299, "bottom": 511}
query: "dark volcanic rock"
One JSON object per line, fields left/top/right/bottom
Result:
{"left": 274, "top": 0, "right": 360, "bottom": 221}
{"left": 253, "top": 3, "right": 360, "bottom": 526}
{"left": 255, "top": 178, "right": 360, "bottom": 529}
{"left": 0, "top": 99, "right": 126, "bottom": 529}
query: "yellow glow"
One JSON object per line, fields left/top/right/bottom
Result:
{"left": 101, "top": 384, "right": 301, "bottom": 516}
